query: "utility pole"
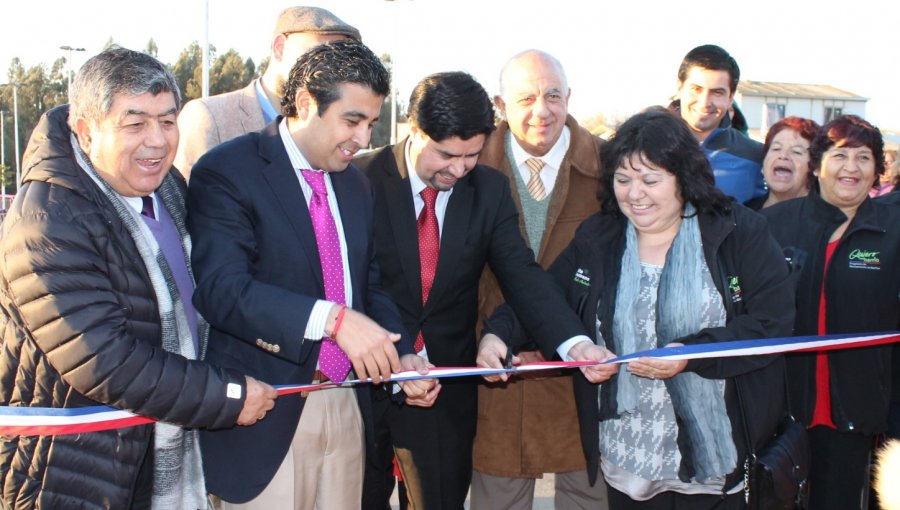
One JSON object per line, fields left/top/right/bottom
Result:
{"left": 59, "top": 45, "right": 86, "bottom": 98}
{"left": 10, "top": 84, "right": 20, "bottom": 191}
{"left": 202, "top": 0, "right": 210, "bottom": 97}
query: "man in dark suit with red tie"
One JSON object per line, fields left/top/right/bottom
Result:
{"left": 355, "top": 72, "right": 610, "bottom": 510}
{"left": 187, "top": 40, "right": 437, "bottom": 510}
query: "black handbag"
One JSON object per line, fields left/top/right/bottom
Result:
{"left": 736, "top": 364, "right": 810, "bottom": 510}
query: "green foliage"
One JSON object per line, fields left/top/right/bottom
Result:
{"left": 1, "top": 57, "right": 68, "bottom": 193}
{"left": 209, "top": 49, "right": 253, "bottom": 96}
{"left": 172, "top": 41, "right": 204, "bottom": 102}
{"left": 145, "top": 38, "right": 159, "bottom": 58}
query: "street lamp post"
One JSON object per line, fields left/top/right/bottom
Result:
{"left": 0, "top": 83, "right": 21, "bottom": 195}
{"left": 202, "top": 0, "right": 210, "bottom": 97}
{"left": 59, "top": 45, "right": 86, "bottom": 98}
{"left": 384, "top": 0, "right": 406, "bottom": 145}
{"left": 10, "top": 84, "right": 20, "bottom": 191}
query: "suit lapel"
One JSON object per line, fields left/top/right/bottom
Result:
{"left": 257, "top": 124, "right": 325, "bottom": 291}
{"left": 239, "top": 81, "right": 265, "bottom": 133}
{"left": 330, "top": 168, "right": 366, "bottom": 301}
{"left": 384, "top": 143, "right": 425, "bottom": 305}
{"left": 425, "top": 171, "right": 473, "bottom": 313}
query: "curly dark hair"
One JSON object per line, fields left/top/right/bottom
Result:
{"left": 281, "top": 39, "right": 390, "bottom": 117}
{"left": 407, "top": 72, "right": 495, "bottom": 142}
{"left": 809, "top": 115, "right": 885, "bottom": 188}
{"left": 598, "top": 110, "right": 732, "bottom": 217}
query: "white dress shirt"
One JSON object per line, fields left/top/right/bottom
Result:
{"left": 509, "top": 125, "right": 570, "bottom": 196}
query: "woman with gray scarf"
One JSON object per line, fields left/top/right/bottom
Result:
{"left": 478, "top": 110, "right": 795, "bottom": 509}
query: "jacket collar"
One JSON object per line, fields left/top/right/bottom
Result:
{"left": 697, "top": 206, "right": 736, "bottom": 255}
{"left": 21, "top": 105, "right": 93, "bottom": 197}
{"left": 808, "top": 189, "right": 886, "bottom": 235}
{"left": 484, "top": 115, "right": 598, "bottom": 180}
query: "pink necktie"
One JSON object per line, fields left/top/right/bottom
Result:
{"left": 415, "top": 187, "right": 440, "bottom": 353}
{"left": 301, "top": 170, "right": 352, "bottom": 382}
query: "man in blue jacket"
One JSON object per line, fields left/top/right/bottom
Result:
{"left": 669, "top": 44, "right": 765, "bottom": 204}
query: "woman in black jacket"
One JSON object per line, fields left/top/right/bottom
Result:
{"left": 762, "top": 115, "right": 900, "bottom": 509}
{"left": 479, "top": 111, "right": 795, "bottom": 509}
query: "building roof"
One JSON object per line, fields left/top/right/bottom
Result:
{"left": 738, "top": 81, "right": 867, "bottom": 101}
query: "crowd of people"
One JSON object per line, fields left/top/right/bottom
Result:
{"left": 0, "top": 5, "right": 896, "bottom": 510}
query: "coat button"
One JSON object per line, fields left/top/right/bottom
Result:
{"left": 256, "top": 338, "right": 264, "bottom": 346}
{"left": 272, "top": 344, "right": 281, "bottom": 353}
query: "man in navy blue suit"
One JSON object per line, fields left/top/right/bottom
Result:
{"left": 187, "top": 39, "right": 438, "bottom": 510}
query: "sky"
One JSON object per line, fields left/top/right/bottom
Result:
{"left": 3, "top": 0, "right": 900, "bottom": 130}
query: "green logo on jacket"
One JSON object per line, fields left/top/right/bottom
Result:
{"left": 728, "top": 275, "right": 743, "bottom": 303}
{"left": 848, "top": 249, "right": 880, "bottom": 270}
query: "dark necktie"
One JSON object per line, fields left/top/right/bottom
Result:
{"left": 141, "top": 195, "right": 156, "bottom": 220}
{"left": 415, "top": 187, "right": 440, "bottom": 353}
{"left": 300, "top": 170, "right": 351, "bottom": 382}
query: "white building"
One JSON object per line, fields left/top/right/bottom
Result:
{"left": 736, "top": 81, "right": 867, "bottom": 140}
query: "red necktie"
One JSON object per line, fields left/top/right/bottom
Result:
{"left": 300, "top": 170, "right": 351, "bottom": 382}
{"left": 415, "top": 187, "right": 439, "bottom": 352}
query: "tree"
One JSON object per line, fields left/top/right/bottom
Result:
{"left": 244, "top": 57, "right": 257, "bottom": 80}
{"left": 144, "top": 38, "right": 159, "bottom": 58}
{"left": 256, "top": 56, "right": 270, "bottom": 76}
{"left": 209, "top": 49, "right": 253, "bottom": 96}
{"left": 0, "top": 58, "right": 67, "bottom": 194}
{"left": 172, "top": 41, "right": 204, "bottom": 102}
{"left": 0, "top": 39, "right": 261, "bottom": 198}
{"left": 370, "top": 54, "right": 404, "bottom": 148}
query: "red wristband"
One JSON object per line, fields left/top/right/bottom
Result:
{"left": 330, "top": 305, "right": 347, "bottom": 340}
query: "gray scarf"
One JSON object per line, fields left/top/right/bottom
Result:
{"left": 72, "top": 135, "right": 209, "bottom": 510}
{"left": 610, "top": 203, "right": 736, "bottom": 482}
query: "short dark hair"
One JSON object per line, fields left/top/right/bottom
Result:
{"left": 763, "top": 116, "right": 820, "bottom": 190}
{"left": 598, "top": 110, "right": 732, "bottom": 216}
{"left": 281, "top": 39, "right": 390, "bottom": 117}
{"left": 678, "top": 44, "right": 740, "bottom": 93}
{"left": 407, "top": 72, "right": 495, "bottom": 142}
{"left": 69, "top": 46, "right": 180, "bottom": 128}
{"left": 810, "top": 114, "right": 885, "bottom": 186}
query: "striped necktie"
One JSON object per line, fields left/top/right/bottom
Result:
{"left": 525, "top": 158, "right": 547, "bottom": 201}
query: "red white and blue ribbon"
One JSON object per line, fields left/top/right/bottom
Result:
{"left": 1, "top": 331, "right": 896, "bottom": 436}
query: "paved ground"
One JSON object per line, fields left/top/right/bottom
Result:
{"left": 390, "top": 474, "right": 556, "bottom": 509}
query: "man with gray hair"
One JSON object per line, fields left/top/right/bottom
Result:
{"left": 174, "top": 6, "right": 360, "bottom": 179}
{"left": 0, "top": 47, "right": 276, "bottom": 509}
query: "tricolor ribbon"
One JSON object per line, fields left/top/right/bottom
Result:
{"left": 2, "top": 331, "right": 896, "bottom": 436}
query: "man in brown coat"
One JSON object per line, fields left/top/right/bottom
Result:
{"left": 471, "top": 50, "right": 608, "bottom": 509}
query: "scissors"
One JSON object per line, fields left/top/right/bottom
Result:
{"left": 481, "top": 314, "right": 515, "bottom": 370}
{"left": 503, "top": 347, "right": 515, "bottom": 370}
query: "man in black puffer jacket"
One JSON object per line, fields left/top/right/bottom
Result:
{"left": 0, "top": 48, "right": 276, "bottom": 510}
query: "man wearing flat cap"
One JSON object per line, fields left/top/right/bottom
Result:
{"left": 174, "top": 6, "right": 360, "bottom": 179}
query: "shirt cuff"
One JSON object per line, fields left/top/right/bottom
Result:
{"left": 557, "top": 336, "right": 593, "bottom": 361}
{"left": 305, "top": 300, "right": 338, "bottom": 341}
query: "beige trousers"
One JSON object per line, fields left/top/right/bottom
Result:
{"left": 221, "top": 388, "right": 364, "bottom": 510}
